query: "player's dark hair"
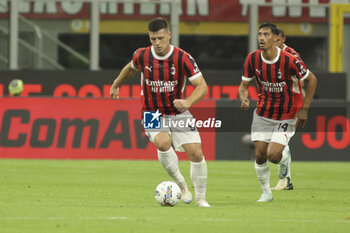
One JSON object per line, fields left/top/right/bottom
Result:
{"left": 277, "top": 27, "right": 285, "bottom": 37}
{"left": 148, "top": 17, "right": 169, "bottom": 32}
{"left": 259, "top": 22, "right": 279, "bottom": 35}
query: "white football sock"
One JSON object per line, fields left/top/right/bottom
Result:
{"left": 280, "top": 145, "right": 292, "bottom": 178}
{"left": 285, "top": 146, "right": 292, "bottom": 178}
{"left": 287, "top": 156, "right": 292, "bottom": 178}
{"left": 157, "top": 148, "right": 186, "bottom": 188}
{"left": 255, "top": 161, "right": 271, "bottom": 194}
{"left": 190, "top": 158, "right": 208, "bottom": 201}
{"left": 280, "top": 146, "right": 289, "bottom": 164}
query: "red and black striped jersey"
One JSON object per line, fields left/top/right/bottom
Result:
{"left": 242, "top": 47, "right": 309, "bottom": 120}
{"left": 131, "top": 45, "right": 202, "bottom": 115}
{"left": 283, "top": 44, "right": 302, "bottom": 61}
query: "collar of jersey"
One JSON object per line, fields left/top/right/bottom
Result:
{"left": 261, "top": 46, "right": 281, "bottom": 64}
{"left": 282, "top": 44, "right": 288, "bottom": 51}
{"left": 151, "top": 45, "right": 174, "bottom": 60}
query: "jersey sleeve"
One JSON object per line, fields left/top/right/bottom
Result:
{"left": 291, "top": 57, "right": 309, "bottom": 81}
{"left": 242, "top": 53, "right": 254, "bottom": 82}
{"left": 183, "top": 53, "right": 202, "bottom": 81}
{"left": 131, "top": 48, "right": 142, "bottom": 70}
{"left": 286, "top": 47, "right": 302, "bottom": 61}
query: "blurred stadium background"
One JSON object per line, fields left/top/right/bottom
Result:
{"left": 0, "top": 0, "right": 349, "bottom": 161}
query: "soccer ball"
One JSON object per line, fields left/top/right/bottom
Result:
{"left": 8, "top": 79, "right": 23, "bottom": 96}
{"left": 154, "top": 181, "right": 182, "bottom": 207}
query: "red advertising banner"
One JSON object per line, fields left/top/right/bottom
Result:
{"left": 0, "top": 98, "right": 216, "bottom": 160}
{"left": 0, "top": 0, "right": 342, "bottom": 22}
{"left": 301, "top": 115, "right": 350, "bottom": 150}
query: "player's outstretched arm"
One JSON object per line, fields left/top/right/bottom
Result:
{"left": 110, "top": 62, "right": 138, "bottom": 99}
{"left": 239, "top": 80, "right": 250, "bottom": 110}
{"left": 296, "top": 71, "right": 317, "bottom": 128}
{"left": 173, "top": 75, "right": 208, "bottom": 112}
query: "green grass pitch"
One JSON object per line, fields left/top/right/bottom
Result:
{"left": 0, "top": 159, "right": 349, "bottom": 233}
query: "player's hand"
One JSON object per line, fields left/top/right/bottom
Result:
{"left": 296, "top": 108, "right": 308, "bottom": 128}
{"left": 110, "top": 86, "right": 120, "bottom": 99}
{"left": 173, "top": 99, "right": 191, "bottom": 112}
{"left": 240, "top": 98, "right": 250, "bottom": 110}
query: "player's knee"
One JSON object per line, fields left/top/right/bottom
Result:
{"left": 189, "top": 150, "right": 203, "bottom": 162}
{"left": 154, "top": 135, "right": 172, "bottom": 151}
{"left": 184, "top": 144, "right": 203, "bottom": 162}
{"left": 255, "top": 147, "right": 267, "bottom": 162}
{"left": 267, "top": 151, "right": 281, "bottom": 164}
{"left": 157, "top": 142, "right": 172, "bottom": 151}
{"left": 255, "top": 152, "right": 267, "bottom": 164}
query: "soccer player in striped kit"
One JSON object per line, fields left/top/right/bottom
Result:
{"left": 271, "top": 27, "right": 304, "bottom": 191}
{"left": 239, "top": 23, "right": 317, "bottom": 202}
{"left": 275, "top": 28, "right": 302, "bottom": 60}
{"left": 110, "top": 18, "right": 210, "bottom": 207}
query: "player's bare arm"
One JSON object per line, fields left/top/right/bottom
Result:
{"left": 110, "top": 62, "right": 138, "bottom": 99}
{"left": 239, "top": 80, "right": 250, "bottom": 110}
{"left": 296, "top": 71, "right": 317, "bottom": 128}
{"left": 173, "top": 75, "right": 208, "bottom": 112}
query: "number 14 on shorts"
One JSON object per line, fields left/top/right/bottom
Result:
{"left": 278, "top": 123, "right": 288, "bottom": 132}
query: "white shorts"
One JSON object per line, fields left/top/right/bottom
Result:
{"left": 145, "top": 110, "right": 201, "bottom": 152}
{"left": 251, "top": 109, "right": 297, "bottom": 146}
